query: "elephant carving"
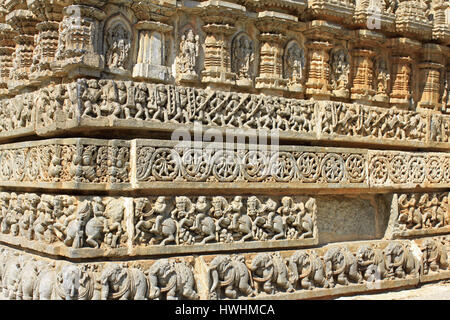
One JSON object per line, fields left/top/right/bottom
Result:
{"left": 208, "top": 255, "right": 255, "bottom": 299}
{"left": 356, "top": 245, "right": 387, "bottom": 282}
{"left": 384, "top": 242, "right": 420, "bottom": 279}
{"left": 19, "top": 258, "right": 50, "bottom": 300}
{"left": 250, "top": 253, "right": 294, "bottom": 294}
{"left": 288, "top": 250, "right": 329, "bottom": 289}
{"left": 2, "top": 254, "right": 22, "bottom": 299}
{"left": 324, "top": 246, "right": 362, "bottom": 287}
{"left": 100, "top": 264, "right": 148, "bottom": 300}
{"left": 421, "top": 239, "right": 448, "bottom": 275}
{"left": 147, "top": 259, "right": 198, "bottom": 300}
{"left": 34, "top": 264, "right": 94, "bottom": 300}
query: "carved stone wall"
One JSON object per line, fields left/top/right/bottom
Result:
{"left": 0, "top": 0, "right": 448, "bottom": 300}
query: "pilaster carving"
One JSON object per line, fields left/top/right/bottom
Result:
{"left": 305, "top": 40, "right": 332, "bottom": 99}
{"left": 255, "top": 13, "right": 293, "bottom": 93}
{"left": 200, "top": 2, "right": 244, "bottom": 89}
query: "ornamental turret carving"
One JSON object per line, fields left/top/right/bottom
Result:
{"left": 255, "top": 12, "right": 293, "bottom": 93}
{"left": 395, "top": 0, "right": 433, "bottom": 40}
{"left": 388, "top": 38, "right": 421, "bottom": 109}
{"left": 0, "top": 7, "right": 16, "bottom": 96}
{"left": 28, "top": 0, "right": 65, "bottom": 84}
{"left": 5, "top": 3, "right": 39, "bottom": 92}
{"left": 53, "top": 2, "right": 106, "bottom": 78}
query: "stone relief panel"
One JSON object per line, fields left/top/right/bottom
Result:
{"left": 319, "top": 101, "right": 427, "bottom": 141}
{"left": 0, "top": 237, "right": 447, "bottom": 299}
{"left": 104, "top": 16, "right": 132, "bottom": 73}
{"left": 0, "top": 193, "right": 128, "bottom": 251}
{"left": 133, "top": 196, "right": 318, "bottom": 247}
{"left": 0, "top": 246, "right": 198, "bottom": 300}
{"left": 367, "top": 151, "right": 450, "bottom": 187}
{"left": 391, "top": 192, "right": 449, "bottom": 238}
{"left": 418, "top": 237, "right": 449, "bottom": 277}
{"left": 29, "top": 80, "right": 450, "bottom": 149}
{"left": 135, "top": 144, "right": 367, "bottom": 185}
{"left": 0, "top": 78, "right": 446, "bottom": 148}
{"left": 0, "top": 92, "right": 35, "bottom": 134}
{"left": 0, "top": 139, "right": 131, "bottom": 185}
{"left": 231, "top": 32, "right": 255, "bottom": 87}
{"left": 203, "top": 240, "right": 427, "bottom": 299}
{"left": 0, "top": 139, "right": 447, "bottom": 190}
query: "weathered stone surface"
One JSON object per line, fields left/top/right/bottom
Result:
{"left": 0, "top": 0, "right": 448, "bottom": 301}
{"left": 0, "top": 236, "right": 447, "bottom": 300}
{"left": 0, "top": 81, "right": 448, "bottom": 149}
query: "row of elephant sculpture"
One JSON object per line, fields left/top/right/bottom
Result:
{"left": 0, "top": 238, "right": 447, "bottom": 300}
{"left": 0, "top": 250, "right": 198, "bottom": 300}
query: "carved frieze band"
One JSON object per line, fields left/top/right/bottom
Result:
{"left": 0, "top": 139, "right": 448, "bottom": 190}
{"left": 0, "top": 81, "right": 449, "bottom": 149}
{"left": 0, "top": 190, "right": 447, "bottom": 259}
{"left": 0, "top": 138, "right": 131, "bottom": 186}
{"left": 0, "top": 236, "right": 447, "bottom": 300}
{"left": 390, "top": 192, "right": 450, "bottom": 238}
{"left": 0, "top": 191, "right": 318, "bottom": 258}
{"left": 0, "top": 138, "right": 447, "bottom": 191}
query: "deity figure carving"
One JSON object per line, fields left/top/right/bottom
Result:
{"left": 177, "top": 28, "right": 200, "bottom": 81}
{"left": 330, "top": 48, "right": 350, "bottom": 96}
{"left": 232, "top": 33, "right": 255, "bottom": 85}
{"left": 375, "top": 58, "right": 390, "bottom": 99}
{"left": 284, "top": 41, "right": 305, "bottom": 91}
{"left": 105, "top": 22, "right": 131, "bottom": 71}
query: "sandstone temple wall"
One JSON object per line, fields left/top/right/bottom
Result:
{"left": 0, "top": 0, "right": 448, "bottom": 300}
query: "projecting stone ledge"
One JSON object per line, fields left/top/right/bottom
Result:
{"left": 0, "top": 138, "right": 448, "bottom": 193}
{"left": 0, "top": 81, "right": 448, "bottom": 150}
{"left": 0, "top": 190, "right": 446, "bottom": 259}
{"left": 0, "top": 236, "right": 448, "bottom": 300}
